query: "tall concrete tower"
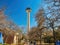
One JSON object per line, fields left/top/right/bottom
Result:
{"left": 26, "top": 8, "right": 31, "bottom": 32}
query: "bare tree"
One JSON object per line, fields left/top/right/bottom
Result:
{"left": 35, "top": 0, "right": 60, "bottom": 45}
{"left": 35, "top": 8, "right": 46, "bottom": 45}
{"left": 28, "top": 27, "right": 46, "bottom": 45}
{"left": 0, "top": 8, "right": 22, "bottom": 44}
{"left": 42, "top": 0, "right": 60, "bottom": 45}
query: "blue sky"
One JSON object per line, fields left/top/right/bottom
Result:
{"left": 0, "top": 0, "right": 43, "bottom": 30}
{"left": 0, "top": 32, "right": 3, "bottom": 44}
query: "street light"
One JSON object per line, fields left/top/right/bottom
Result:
{"left": 26, "top": 8, "right": 32, "bottom": 32}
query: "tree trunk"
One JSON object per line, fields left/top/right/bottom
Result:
{"left": 40, "top": 30, "right": 42, "bottom": 45}
{"left": 51, "top": 22, "right": 56, "bottom": 45}
{"left": 53, "top": 27, "right": 56, "bottom": 45}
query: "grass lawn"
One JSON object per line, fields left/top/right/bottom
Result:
{"left": 0, "top": 43, "right": 10, "bottom": 45}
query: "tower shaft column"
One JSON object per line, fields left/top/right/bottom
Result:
{"left": 27, "top": 12, "right": 30, "bottom": 32}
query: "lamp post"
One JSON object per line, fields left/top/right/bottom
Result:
{"left": 26, "top": 8, "right": 31, "bottom": 33}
